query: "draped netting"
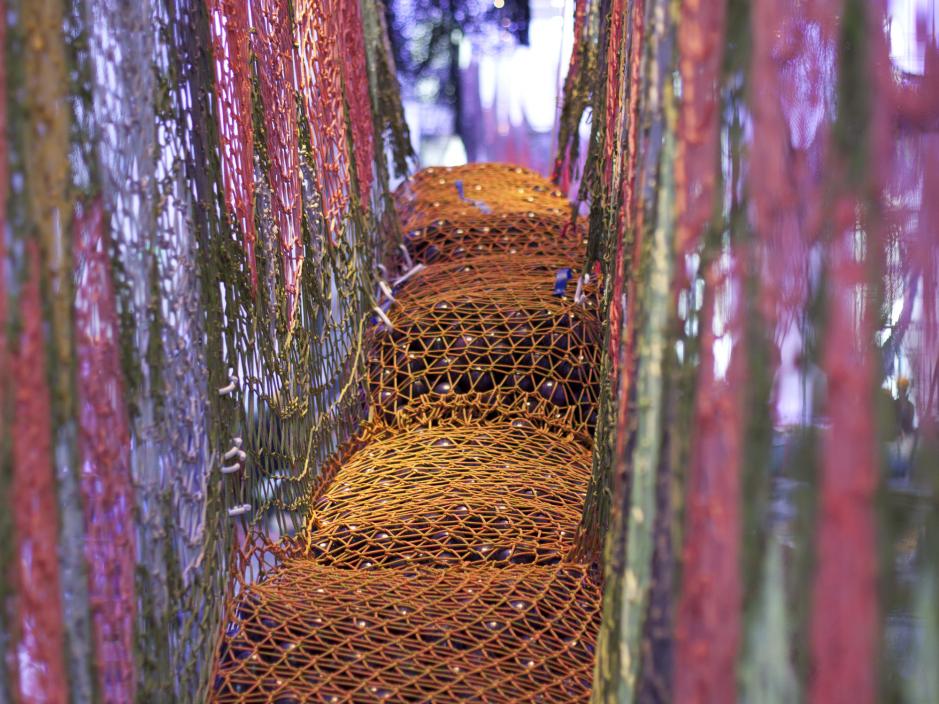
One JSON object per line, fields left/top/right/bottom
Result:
{"left": 209, "top": 163, "right": 604, "bottom": 702}
{"left": 0, "top": 0, "right": 411, "bottom": 700}
{"left": 555, "top": 0, "right": 939, "bottom": 702}
{"left": 3, "top": 0, "right": 938, "bottom": 701}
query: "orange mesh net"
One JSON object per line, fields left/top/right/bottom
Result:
{"left": 213, "top": 551, "right": 600, "bottom": 703}
{"left": 395, "top": 163, "right": 571, "bottom": 231}
{"left": 209, "top": 163, "right": 601, "bottom": 702}
{"left": 303, "top": 400, "right": 591, "bottom": 570}
{"left": 404, "top": 213, "right": 586, "bottom": 265}
{"left": 369, "top": 255, "right": 601, "bottom": 437}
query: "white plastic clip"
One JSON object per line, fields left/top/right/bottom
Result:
{"left": 228, "top": 504, "right": 252, "bottom": 517}
{"left": 223, "top": 445, "right": 247, "bottom": 462}
{"left": 398, "top": 243, "right": 413, "bottom": 270}
{"left": 373, "top": 306, "right": 394, "bottom": 330}
{"left": 221, "top": 462, "right": 242, "bottom": 474}
{"left": 573, "top": 273, "right": 591, "bottom": 305}
{"left": 378, "top": 279, "right": 395, "bottom": 303}
{"left": 393, "top": 263, "right": 426, "bottom": 287}
{"left": 218, "top": 370, "right": 239, "bottom": 396}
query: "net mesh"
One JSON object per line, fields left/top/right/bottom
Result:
{"left": 2, "top": 0, "right": 406, "bottom": 699}
{"left": 395, "top": 163, "right": 572, "bottom": 232}
{"left": 304, "top": 400, "right": 592, "bottom": 570}
{"left": 4, "top": 0, "right": 939, "bottom": 700}
{"left": 404, "top": 214, "right": 586, "bottom": 265}
{"left": 368, "top": 254, "right": 601, "bottom": 438}
{"left": 207, "top": 161, "right": 604, "bottom": 701}
{"left": 212, "top": 553, "right": 600, "bottom": 704}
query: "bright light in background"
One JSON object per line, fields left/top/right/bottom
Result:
{"left": 889, "top": 0, "right": 938, "bottom": 74}
{"left": 494, "top": 0, "right": 505, "bottom": 8}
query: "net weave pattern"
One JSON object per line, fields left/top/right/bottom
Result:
{"left": 210, "top": 163, "right": 602, "bottom": 702}
{"left": 214, "top": 554, "right": 600, "bottom": 704}
{"left": 395, "top": 163, "right": 571, "bottom": 232}
{"left": 368, "top": 255, "right": 602, "bottom": 438}
{"left": 403, "top": 213, "right": 586, "bottom": 265}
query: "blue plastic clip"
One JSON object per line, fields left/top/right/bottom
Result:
{"left": 553, "top": 267, "right": 573, "bottom": 297}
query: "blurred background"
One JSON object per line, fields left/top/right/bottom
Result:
{"left": 388, "top": 0, "right": 587, "bottom": 173}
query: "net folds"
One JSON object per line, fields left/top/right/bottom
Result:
{"left": 210, "top": 163, "right": 603, "bottom": 703}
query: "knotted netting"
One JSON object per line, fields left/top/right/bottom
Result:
{"left": 554, "top": 0, "right": 939, "bottom": 701}
{"left": 0, "top": 0, "right": 411, "bottom": 700}
{"left": 4, "top": 0, "right": 939, "bottom": 701}
{"left": 368, "top": 254, "right": 601, "bottom": 436}
{"left": 208, "top": 159, "right": 606, "bottom": 702}
{"left": 213, "top": 556, "right": 600, "bottom": 703}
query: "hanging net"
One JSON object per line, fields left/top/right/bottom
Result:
{"left": 7, "top": 0, "right": 937, "bottom": 700}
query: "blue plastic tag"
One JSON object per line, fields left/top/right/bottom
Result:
{"left": 553, "top": 267, "right": 573, "bottom": 296}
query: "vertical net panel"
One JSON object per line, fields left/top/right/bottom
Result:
{"left": 339, "top": 0, "right": 375, "bottom": 206}
{"left": 553, "top": 0, "right": 600, "bottom": 191}
{"left": 294, "top": 0, "right": 351, "bottom": 245}
{"left": 578, "top": 0, "right": 939, "bottom": 700}
{"left": 208, "top": 0, "right": 257, "bottom": 289}
{"left": 359, "top": 0, "right": 415, "bottom": 183}
{"left": 82, "top": 0, "right": 165, "bottom": 697}
{"left": 252, "top": 0, "right": 305, "bottom": 308}
{"left": 0, "top": 6, "right": 9, "bottom": 699}
{"left": 10, "top": 246, "right": 69, "bottom": 704}
{"left": 7, "top": 0, "right": 93, "bottom": 700}
{"left": 73, "top": 198, "right": 138, "bottom": 703}
{"left": 1, "top": 0, "right": 399, "bottom": 697}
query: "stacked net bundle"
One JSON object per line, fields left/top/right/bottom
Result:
{"left": 369, "top": 254, "right": 601, "bottom": 437}
{"left": 404, "top": 213, "right": 587, "bottom": 265}
{"left": 298, "top": 399, "right": 591, "bottom": 570}
{"left": 212, "top": 550, "right": 600, "bottom": 703}
{"left": 395, "top": 163, "right": 571, "bottom": 231}
{"left": 208, "top": 155, "right": 603, "bottom": 700}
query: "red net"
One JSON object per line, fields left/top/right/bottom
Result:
{"left": 11, "top": 244, "right": 68, "bottom": 704}
{"left": 208, "top": 0, "right": 256, "bottom": 288}
{"left": 251, "top": 0, "right": 304, "bottom": 304}
{"left": 295, "top": 0, "right": 353, "bottom": 237}
{"left": 674, "top": 0, "right": 726, "bottom": 259}
{"left": 73, "top": 198, "right": 138, "bottom": 702}
{"left": 338, "top": 0, "right": 375, "bottom": 203}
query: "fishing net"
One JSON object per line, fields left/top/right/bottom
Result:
{"left": 552, "top": 0, "right": 939, "bottom": 700}
{"left": 1, "top": 0, "right": 408, "bottom": 699}
{"left": 211, "top": 551, "right": 600, "bottom": 704}
{"left": 369, "top": 254, "right": 602, "bottom": 438}
{"left": 403, "top": 213, "right": 586, "bottom": 265}
{"left": 206, "top": 154, "right": 605, "bottom": 701}
{"left": 395, "top": 163, "right": 571, "bottom": 231}
{"left": 303, "top": 399, "right": 592, "bottom": 570}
